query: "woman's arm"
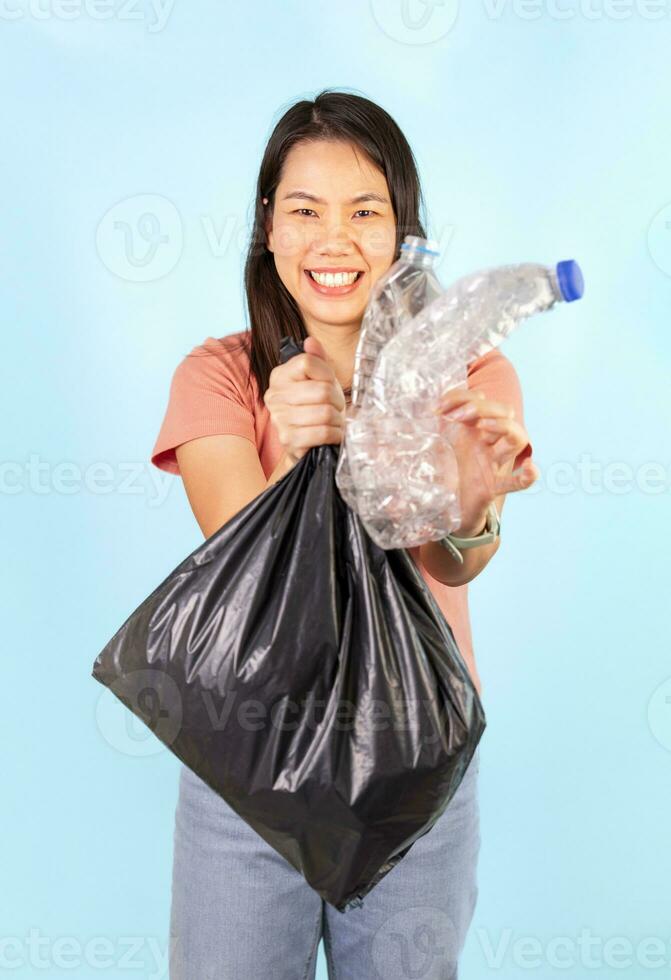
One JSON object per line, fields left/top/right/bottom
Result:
{"left": 418, "top": 385, "right": 538, "bottom": 586}
{"left": 176, "top": 435, "right": 295, "bottom": 540}
{"left": 175, "top": 335, "right": 346, "bottom": 540}
{"left": 418, "top": 488, "right": 507, "bottom": 587}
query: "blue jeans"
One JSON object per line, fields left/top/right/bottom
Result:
{"left": 169, "top": 747, "right": 481, "bottom": 980}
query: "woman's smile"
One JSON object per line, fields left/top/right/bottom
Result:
{"left": 303, "top": 267, "right": 365, "bottom": 297}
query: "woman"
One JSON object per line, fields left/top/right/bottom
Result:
{"left": 151, "top": 89, "right": 538, "bottom": 980}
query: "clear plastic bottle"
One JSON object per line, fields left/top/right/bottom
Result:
{"left": 345, "top": 259, "right": 585, "bottom": 550}
{"left": 335, "top": 235, "right": 443, "bottom": 511}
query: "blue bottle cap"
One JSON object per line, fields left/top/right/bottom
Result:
{"left": 401, "top": 235, "right": 440, "bottom": 256}
{"left": 555, "top": 260, "right": 584, "bottom": 302}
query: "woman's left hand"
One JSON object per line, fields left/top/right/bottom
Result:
{"left": 434, "top": 387, "right": 540, "bottom": 536}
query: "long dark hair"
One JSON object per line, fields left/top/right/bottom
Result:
{"left": 221, "top": 88, "right": 429, "bottom": 403}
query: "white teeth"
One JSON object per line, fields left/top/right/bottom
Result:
{"left": 309, "top": 271, "right": 360, "bottom": 287}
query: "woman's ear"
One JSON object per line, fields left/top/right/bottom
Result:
{"left": 263, "top": 197, "right": 274, "bottom": 253}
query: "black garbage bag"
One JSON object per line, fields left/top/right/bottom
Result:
{"left": 91, "top": 335, "right": 486, "bottom": 912}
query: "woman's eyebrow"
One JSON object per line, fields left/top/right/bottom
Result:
{"left": 281, "top": 190, "right": 390, "bottom": 205}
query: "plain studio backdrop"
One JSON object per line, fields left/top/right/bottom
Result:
{"left": 2, "top": 1, "right": 669, "bottom": 977}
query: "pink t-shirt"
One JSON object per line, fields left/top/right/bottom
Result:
{"left": 151, "top": 332, "right": 533, "bottom": 699}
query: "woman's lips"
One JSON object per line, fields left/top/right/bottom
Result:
{"left": 304, "top": 270, "right": 365, "bottom": 297}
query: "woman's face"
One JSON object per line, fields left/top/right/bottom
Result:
{"left": 265, "top": 139, "right": 397, "bottom": 335}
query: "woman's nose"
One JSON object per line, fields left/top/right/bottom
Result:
{"left": 307, "top": 215, "right": 356, "bottom": 252}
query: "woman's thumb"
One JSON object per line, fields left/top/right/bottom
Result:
{"left": 303, "top": 335, "right": 328, "bottom": 360}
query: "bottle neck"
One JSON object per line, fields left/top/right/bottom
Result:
{"left": 399, "top": 247, "right": 438, "bottom": 270}
{"left": 547, "top": 266, "right": 564, "bottom": 303}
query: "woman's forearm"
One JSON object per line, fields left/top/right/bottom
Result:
{"left": 419, "top": 534, "right": 500, "bottom": 586}
{"left": 264, "top": 449, "right": 297, "bottom": 489}
{"left": 418, "top": 497, "right": 504, "bottom": 586}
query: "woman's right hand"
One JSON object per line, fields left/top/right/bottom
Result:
{"left": 264, "top": 335, "right": 347, "bottom": 464}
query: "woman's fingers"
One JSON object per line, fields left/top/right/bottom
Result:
{"left": 273, "top": 379, "right": 344, "bottom": 409}
{"left": 436, "top": 389, "right": 514, "bottom": 422}
{"left": 494, "top": 457, "right": 540, "bottom": 494}
{"left": 289, "top": 425, "right": 345, "bottom": 448}
{"left": 266, "top": 357, "right": 345, "bottom": 411}
{"left": 476, "top": 416, "right": 526, "bottom": 445}
{"left": 276, "top": 402, "right": 345, "bottom": 429}
{"left": 264, "top": 337, "right": 347, "bottom": 459}
{"left": 434, "top": 388, "right": 483, "bottom": 416}
{"left": 510, "top": 459, "right": 540, "bottom": 489}
{"left": 478, "top": 418, "right": 530, "bottom": 468}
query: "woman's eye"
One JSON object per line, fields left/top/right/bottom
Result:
{"left": 292, "top": 208, "right": 377, "bottom": 218}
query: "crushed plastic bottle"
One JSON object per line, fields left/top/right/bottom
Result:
{"left": 350, "top": 236, "right": 443, "bottom": 407}
{"left": 335, "top": 235, "right": 443, "bottom": 511}
{"left": 343, "top": 260, "right": 585, "bottom": 550}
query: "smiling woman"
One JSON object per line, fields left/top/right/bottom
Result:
{"left": 239, "top": 92, "right": 429, "bottom": 401}
{"left": 260, "top": 138, "right": 399, "bottom": 391}
{"left": 149, "top": 88, "right": 533, "bottom": 980}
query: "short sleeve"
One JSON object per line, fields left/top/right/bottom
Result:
{"left": 466, "top": 348, "right": 533, "bottom": 471}
{"left": 150, "top": 337, "right": 257, "bottom": 476}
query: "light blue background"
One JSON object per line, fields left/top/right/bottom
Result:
{"left": 2, "top": 1, "right": 670, "bottom": 976}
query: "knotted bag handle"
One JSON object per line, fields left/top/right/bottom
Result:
{"left": 278, "top": 335, "right": 305, "bottom": 365}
